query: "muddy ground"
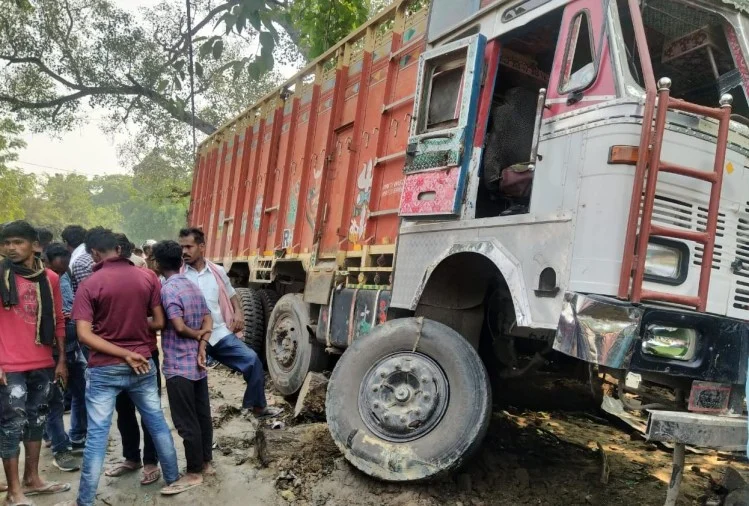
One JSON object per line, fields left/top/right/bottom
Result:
{"left": 28, "top": 366, "right": 749, "bottom": 506}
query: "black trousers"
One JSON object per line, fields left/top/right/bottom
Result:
{"left": 116, "top": 349, "right": 161, "bottom": 465}
{"left": 165, "top": 376, "right": 212, "bottom": 473}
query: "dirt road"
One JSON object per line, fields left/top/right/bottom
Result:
{"left": 29, "top": 367, "right": 747, "bottom": 506}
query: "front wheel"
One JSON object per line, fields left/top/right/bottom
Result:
{"left": 326, "top": 317, "right": 491, "bottom": 481}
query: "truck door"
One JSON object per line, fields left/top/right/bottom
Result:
{"left": 399, "top": 34, "right": 486, "bottom": 217}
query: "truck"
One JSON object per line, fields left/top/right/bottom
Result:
{"left": 189, "top": 0, "right": 749, "bottom": 494}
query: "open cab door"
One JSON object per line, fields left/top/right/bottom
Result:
{"left": 399, "top": 34, "right": 486, "bottom": 217}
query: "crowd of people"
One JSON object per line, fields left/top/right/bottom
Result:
{"left": 0, "top": 221, "right": 281, "bottom": 506}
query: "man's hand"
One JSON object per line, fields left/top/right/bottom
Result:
{"left": 229, "top": 315, "right": 244, "bottom": 335}
{"left": 55, "top": 359, "right": 69, "bottom": 387}
{"left": 198, "top": 341, "right": 208, "bottom": 370}
{"left": 124, "top": 352, "right": 151, "bottom": 375}
{"left": 197, "top": 329, "right": 212, "bottom": 342}
{"left": 0, "top": 366, "right": 6, "bottom": 386}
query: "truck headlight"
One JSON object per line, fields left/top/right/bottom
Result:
{"left": 644, "top": 239, "right": 688, "bottom": 284}
{"left": 642, "top": 324, "right": 698, "bottom": 361}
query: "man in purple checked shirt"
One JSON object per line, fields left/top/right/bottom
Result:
{"left": 152, "top": 240, "right": 215, "bottom": 493}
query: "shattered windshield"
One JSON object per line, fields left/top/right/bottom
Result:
{"left": 618, "top": 0, "right": 749, "bottom": 118}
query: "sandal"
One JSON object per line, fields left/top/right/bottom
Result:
{"left": 141, "top": 468, "right": 161, "bottom": 486}
{"left": 254, "top": 406, "right": 284, "bottom": 420}
{"left": 160, "top": 481, "right": 201, "bottom": 496}
{"left": 104, "top": 461, "right": 142, "bottom": 477}
{"left": 23, "top": 482, "right": 70, "bottom": 496}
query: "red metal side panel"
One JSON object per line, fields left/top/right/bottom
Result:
{"left": 300, "top": 75, "right": 336, "bottom": 251}
{"left": 258, "top": 105, "right": 284, "bottom": 254}
{"left": 248, "top": 117, "right": 273, "bottom": 255}
{"left": 238, "top": 121, "right": 264, "bottom": 257}
{"left": 219, "top": 131, "right": 243, "bottom": 259}
{"left": 216, "top": 133, "right": 240, "bottom": 259}
{"left": 290, "top": 84, "right": 322, "bottom": 253}
{"left": 367, "top": 17, "right": 426, "bottom": 246}
{"left": 274, "top": 96, "right": 301, "bottom": 251}
{"left": 265, "top": 102, "right": 295, "bottom": 253}
{"left": 228, "top": 125, "right": 253, "bottom": 258}
{"left": 208, "top": 140, "right": 231, "bottom": 259}
{"left": 205, "top": 144, "right": 226, "bottom": 251}
{"left": 281, "top": 90, "right": 313, "bottom": 254}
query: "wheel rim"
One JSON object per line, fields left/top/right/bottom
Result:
{"left": 270, "top": 314, "right": 299, "bottom": 371}
{"left": 358, "top": 351, "right": 449, "bottom": 442}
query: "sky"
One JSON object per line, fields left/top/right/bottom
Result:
{"left": 17, "top": 0, "right": 168, "bottom": 178}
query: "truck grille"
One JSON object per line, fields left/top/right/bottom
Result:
{"left": 650, "top": 194, "right": 749, "bottom": 317}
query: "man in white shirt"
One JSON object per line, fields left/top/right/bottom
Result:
{"left": 178, "top": 228, "right": 281, "bottom": 419}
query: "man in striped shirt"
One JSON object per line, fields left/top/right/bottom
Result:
{"left": 153, "top": 240, "right": 214, "bottom": 491}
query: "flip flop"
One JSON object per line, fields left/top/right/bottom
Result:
{"left": 141, "top": 468, "right": 161, "bottom": 486}
{"left": 104, "top": 461, "right": 142, "bottom": 477}
{"left": 160, "top": 481, "right": 202, "bottom": 496}
{"left": 0, "top": 483, "right": 7, "bottom": 492}
{"left": 23, "top": 481, "right": 70, "bottom": 496}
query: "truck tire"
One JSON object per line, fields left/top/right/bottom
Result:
{"left": 326, "top": 317, "right": 491, "bottom": 481}
{"left": 266, "top": 294, "right": 328, "bottom": 396}
{"left": 258, "top": 289, "right": 280, "bottom": 327}
{"left": 236, "top": 288, "right": 265, "bottom": 355}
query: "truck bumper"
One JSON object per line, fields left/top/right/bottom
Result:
{"left": 553, "top": 292, "right": 749, "bottom": 384}
{"left": 646, "top": 410, "right": 747, "bottom": 452}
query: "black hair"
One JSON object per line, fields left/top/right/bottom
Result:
{"left": 0, "top": 220, "right": 39, "bottom": 243}
{"left": 179, "top": 227, "right": 205, "bottom": 245}
{"left": 133, "top": 247, "right": 144, "bottom": 256}
{"left": 85, "top": 227, "right": 118, "bottom": 254}
{"left": 61, "top": 225, "right": 87, "bottom": 249}
{"left": 36, "top": 228, "right": 53, "bottom": 248}
{"left": 152, "top": 240, "right": 183, "bottom": 272}
{"left": 114, "top": 233, "right": 133, "bottom": 258}
{"left": 45, "top": 242, "right": 70, "bottom": 263}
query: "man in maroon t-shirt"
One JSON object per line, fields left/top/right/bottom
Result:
{"left": 63, "top": 227, "right": 193, "bottom": 506}
{"left": 0, "top": 221, "right": 70, "bottom": 504}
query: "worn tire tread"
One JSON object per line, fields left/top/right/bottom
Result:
{"left": 236, "top": 287, "right": 265, "bottom": 355}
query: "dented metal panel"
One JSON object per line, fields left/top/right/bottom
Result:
{"left": 646, "top": 410, "right": 747, "bottom": 451}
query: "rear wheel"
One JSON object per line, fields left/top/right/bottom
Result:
{"left": 266, "top": 294, "right": 329, "bottom": 396}
{"left": 326, "top": 317, "right": 491, "bottom": 481}
{"left": 258, "top": 289, "right": 280, "bottom": 327}
{"left": 236, "top": 288, "right": 265, "bottom": 355}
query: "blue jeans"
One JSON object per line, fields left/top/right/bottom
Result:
{"left": 208, "top": 334, "right": 267, "bottom": 409}
{"left": 77, "top": 360, "right": 178, "bottom": 506}
{"left": 46, "top": 346, "right": 88, "bottom": 454}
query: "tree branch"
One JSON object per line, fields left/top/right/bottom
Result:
{"left": 0, "top": 55, "right": 82, "bottom": 90}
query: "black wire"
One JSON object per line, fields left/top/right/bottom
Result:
{"left": 186, "top": 0, "right": 197, "bottom": 156}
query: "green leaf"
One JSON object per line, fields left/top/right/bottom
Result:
{"left": 236, "top": 14, "right": 247, "bottom": 33}
{"left": 174, "top": 60, "right": 185, "bottom": 71}
{"left": 224, "top": 14, "right": 236, "bottom": 35}
{"left": 156, "top": 79, "right": 168, "bottom": 92}
{"left": 259, "top": 31, "right": 274, "bottom": 50}
{"left": 195, "top": 62, "right": 203, "bottom": 79}
{"left": 248, "top": 12, "right": 262, "bottom": 31}
{"left": 212, "top": 39, "right": 224, "bottom": 60}
{"left": 198, "top": 41, "right": 213, "bottom": 59}
{"left": 173, "top": 77, "right": 182, "bottom": 91}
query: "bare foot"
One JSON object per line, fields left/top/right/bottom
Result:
{"left": 202, "top": 462, "right": 216, "bottom": 476}
{"left": 141, "top": 464, "right": 161, "bottom": 485}
{"left": 5, "top": 490, "right": 32, "bottom": 506}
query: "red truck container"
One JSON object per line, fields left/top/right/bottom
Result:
{"left": 189, "top": 0, "right": 427, "bottom": 280}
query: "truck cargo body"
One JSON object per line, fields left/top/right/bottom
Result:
{"left": 189, "top": 2, "right": 429, "bottom": 285}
